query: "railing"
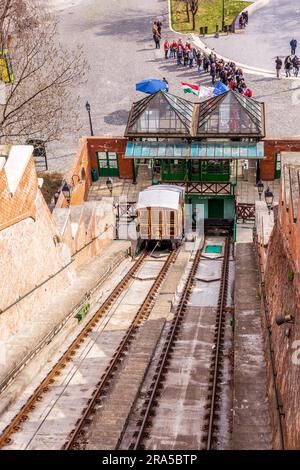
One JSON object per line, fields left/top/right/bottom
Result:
{"left": 160, "top": 181, "right": 233, "bottom": 195}
{"left": 237, "top": 203, "right": 255, "bottom": 222}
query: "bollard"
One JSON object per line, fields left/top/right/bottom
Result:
{"left": 204, "top": 26, "right": 208, "bottom": 35}
{"left": 215, "top": 24, "right": 219, "bottom": 38}
{"left": 199, "top": 26, "right": 204, "bottom": 36}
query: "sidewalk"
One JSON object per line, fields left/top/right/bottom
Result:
{"left": 233, "top": 243, "right": 273, "bottom": 449}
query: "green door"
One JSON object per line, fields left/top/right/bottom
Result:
{"left": 208, "top": 199, "right": 224, "bottom": 218}
{"left": 274, "top": 153, "right": 281, "bottom": 179}
{"left": 190, "top": 160, "right": 201, "bottom": 181}
{"left": 162, "top": 159, "right": 187, "bottom": 181}
{"left": 97, "top": 152, "right": 119, "bottom": 177}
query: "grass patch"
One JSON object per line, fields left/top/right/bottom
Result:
{"left": 38, "top": 171, "right": 63, "bottom": 205}
{"left": 170, "top": 0, "right": 252, "bottom": 34}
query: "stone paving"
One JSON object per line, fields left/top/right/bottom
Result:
{"left": 48, "top": 0, "right": 300, "bottom": 174}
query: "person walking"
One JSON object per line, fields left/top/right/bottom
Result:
{"left": 290, "top": 38, "right": 297, "bottom": 55}
{"left": 163, "top": 40, "right": 170, "bottom": 59}
{"left": 154, "top": 31, "right": 161, "bottom": 49}
{"left": 292, "top": 55, "right": 299, "bottom": 77}
{"left": 275, "top": 56, "right": 282, "bottom": 78}
{"left": 210, "top": 62, "right": 216, "bottom": 85}
{"left": 285, "top": 55, "right": 292, "bottom": 77}
{"left": 162, "top": 77, "right": 169, "bottom": 91}
{"left": 157, "top": 20, "right": 162, "bottom": 36}
{"left": 188, "top": 49, "right": 194, "bottom": 68}
{"left": 177, "top": 47, "right": 183, "bottom": 65}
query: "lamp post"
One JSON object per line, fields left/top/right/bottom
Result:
{"left": 256, "top": 179, "right": 264, "bottom": 201}
{"left": 106, "top": 177, "right": 113, "bottom": 195}
{"left": 85, "top": 101, "right": 94, "bottom": 136}
{"left": 222, "top": 0, "right": 225, "bottom": 31}
{"left": 264, "top": 186, "right": 274, "bottom": 215}
{"left": 62, "top": 180, "right": 71, "bottom": 203}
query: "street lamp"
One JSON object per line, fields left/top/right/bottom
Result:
{"left": 106, "top": 177, "right": 113, "bottom": 195}
{"left": 62, "top": 180, "right": 71, "bottom": 203}
{"left": 256, "top": 179, "right": 264, "bottom": 201}
{"left": 85, "top": 101, "right": 94, "bottom": 136}
{"left": 264, "top": 186, "right": 274, "bottom": 215}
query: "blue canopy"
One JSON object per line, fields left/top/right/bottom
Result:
{"left": 214, "top": 81, "right": 229, "bottom": 96}
{"left": 136, "top": 79, "right": 168, "bottom": 94}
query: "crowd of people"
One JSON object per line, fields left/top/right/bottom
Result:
{"left": 275, "top": 38, "right": 300, "bottom": 78}
{"left": 163, "top": 38, "right": 253, "bottom": 97}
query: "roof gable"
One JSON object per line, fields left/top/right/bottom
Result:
{"left": 126, "top": 91, "right": 194, "bottom": 136}
{"left": 197, "top": 91, "right": 264, "bottom": 136}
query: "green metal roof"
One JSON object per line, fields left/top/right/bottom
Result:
{"left": 125, "top": 141, "right": 264, "bottom": 159}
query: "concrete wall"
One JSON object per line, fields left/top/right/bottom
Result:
{"left": 0, "top": 190, "right": 74, "bottom": 342}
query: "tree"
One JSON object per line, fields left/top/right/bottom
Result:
{"left": 189, "top": 0, "right": 199, "bottom": 31}
{"left": 0, "top": 0, "right": 88, "bottom": 144}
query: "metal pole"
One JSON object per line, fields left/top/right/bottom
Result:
{"left": 88, "top": 109, "right": 94, "bottom": 136}
{"left": 222, "top": 0, "right": 225, "bottom": 31}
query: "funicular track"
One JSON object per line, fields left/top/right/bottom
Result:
{"left": 63, "top": 248, "right": 178, "bottom": 450}
{"left": 202, "top": 236, "right": 230, "bottom": 450}
{"left": 129, "top": 235, "right": 231, "bottom": 450}
{"left": 0, "top": 248, "right": 177, "bottom": 449}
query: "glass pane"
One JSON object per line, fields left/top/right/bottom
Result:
{"left": 97, "top": 152, "right": 107, "bottom": 159}
{"left": 125, "top": 143, "right": 134, "bottom": 157}
{"left": 108, "top": 152, "right": 117, "bottom": 160}
{"left": 99, "top": 160, "right": 108, "bottom": 168}
{"left": 109, "top": 160, "right": 118, "bottom": 168}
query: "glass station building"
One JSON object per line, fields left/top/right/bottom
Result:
{"left": 124, "top": 90, "right": 265, "bottom": 233}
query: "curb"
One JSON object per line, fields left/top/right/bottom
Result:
{"left": 167, "top": 0, "right": 300, "bottom": 80}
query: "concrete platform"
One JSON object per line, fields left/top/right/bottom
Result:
{"left": 233, "top": 243, "right": 273, "bottom": 450}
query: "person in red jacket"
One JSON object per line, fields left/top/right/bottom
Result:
{"left": 164, "top": 40, "right": 170, "bottom": 59}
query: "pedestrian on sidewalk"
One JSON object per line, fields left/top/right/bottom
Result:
{"left": 210, "top": 62, "right": 216, "bottom": 84}
{"left": 162, "top": 77, "right": 169, "bottom": 91}
{"left": 188, "top": 49, "right": 194, "bottom": 68}
{"left": 196, "top": 50, "right": 202, "bottom": 73}
{"left": 285, "top": 55, "right": 292, "bottom": 77}
{"left": 157, "top": 19, "right": 162, "bottom": 36}
{"left": 275, "top": 56, "right": 282, "bottom": 78}
{"left": 154, "top": 31, "right": 161, "bottom": 49}
{"left": 290, "top": 38, "right": 297, "bottom": 55}
{"left": 163, "top": 39, "right": 170, "bottom": 59}
{"left": 177, "top": 47, "right": 183, "bottom": 65}
{"left": 292, "top": 55, "right": 299, "bottom": 77}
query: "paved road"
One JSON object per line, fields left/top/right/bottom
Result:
{"left": 203, "top": 0, "right": 300, "bottom": 70}
{"left": 48, "top": 0, "right": 300, "bottom": 173}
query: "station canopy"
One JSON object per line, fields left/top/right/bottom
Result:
{"left": 125, "top": 91, "right": 193, "bottom": 136}
{"left": 125, "top": 141, "right": 265, "bottom": 160}
{"left": 125, "top": 90, "right": 265, "bottom": 138}
{"left": 197, "top": 91, "right": 264, "bottom": 136}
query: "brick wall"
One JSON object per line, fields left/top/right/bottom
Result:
{"left": 0, "top": 157, "right": 38, "bottom": 231}
{"left": 263, "top": 224, "right": 300, "bottom": 449}
{"left": 261, "top": 138, "right": 300, "bottom": 180}
{"left": 87, "top": 136, "right": 133, "bottom": 179}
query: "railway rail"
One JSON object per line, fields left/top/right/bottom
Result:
{"left": 64, "top": 248, "right": 177, "bottom": 450}
{"left": 130, "top": 248, "right": 202, "bottom": 450}
{"left": 128, "top": 235, "right": 231, "bottom": 450}
{"left": 0, "top": 248, "right": 177, "bottom": 449}
{"left": 203, "top": 236, "right": 230, "bottom": 450}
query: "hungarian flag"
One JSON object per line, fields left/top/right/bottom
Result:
{"left": 181, "top": 82, "right": 199, "bottom": 96}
